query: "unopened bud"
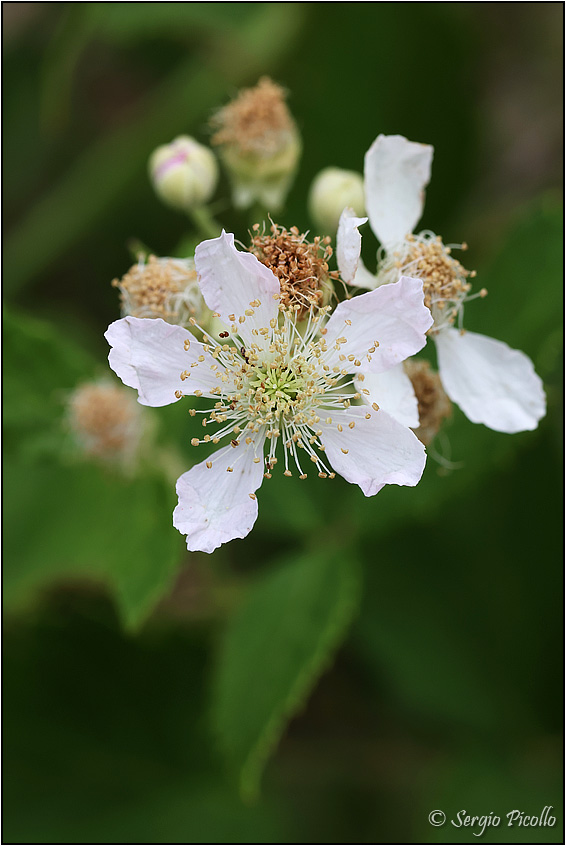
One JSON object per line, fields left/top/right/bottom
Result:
{"left": 210, "top": 77, "right": 301, "bottom": 211}
{"left": 149, "top": 136, "right": 218, "bottom": 211}
{"left": 309, "top": 167, "right": 365, "bottom": 233}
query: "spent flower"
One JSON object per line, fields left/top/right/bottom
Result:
{"left": 112, "top": 254, "right": 212, "bottom": 332}
{"left": 210, "top": 77, "right": 301, "bottom": 211}
{"left": 106, "top": 231, "right": 432, "bottom": 553}
{"left": 249, "top": 222, "right": 338, "bottom": 318}
{"left": 67, "top": 380, "right": 146, "bottom": 469}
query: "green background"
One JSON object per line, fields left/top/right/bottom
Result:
{"left": 3, "top": 3, "right": 563, "bottom": 844}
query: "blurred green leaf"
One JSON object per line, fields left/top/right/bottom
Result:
{"left": 4, "top": 308, "right": 183, "bottom": 629}
{"left": 212, "top": 548, "right": 361, "bottom": 800}
{"left": 4, "top": 3, "right": 306, "bottom": 295}
{"left": 86, "top": 2, "right": 259, "bottom": 40}
{"left": 416, "top": 748, "right": 563, "bottom": 844}
{"left": 464, "top": 193, "right": 563, "bottom": 368}
{"left": 3, "top": 595, "right": 296, "bottom": 844}
{"left": 3, "top": 456, "right": 182, "bottom": 630}
{"left": 3, "top": 307, "right": 96, "bottom": 451}
{"left": 353, "top": 422, "right": 562, "bottom": 737}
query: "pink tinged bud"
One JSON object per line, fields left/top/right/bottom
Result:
{"left": 149, "top": 136, "right": 218, "bottom": 211}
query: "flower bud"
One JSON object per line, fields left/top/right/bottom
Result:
{"left": 149, "top": 136, "right": 218, "bottom": 211}
{"left": 308, "top": 167, "right": 365, "bottom": 233}
{"left": 210, "top": 77, "right": 301, "bottom": 211}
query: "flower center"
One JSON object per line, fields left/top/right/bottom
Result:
{"left": 249, "top": 364, "right": 301, "bottom": 406}
{"left": 183, "top": 307, "right": 361, "bottom": 480}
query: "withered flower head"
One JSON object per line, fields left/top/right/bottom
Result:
{"left": 67, "top": 381, "right": 145, "bottom": 468}
{"left": 112, "top": 255, "right": 209, "bottom": 329}
{"left": 249, "top": 222, "right": 339, "bottom": 318}
{"left": 210, "top": 77, "right": 301, "bottom": 210}
{"left": 404, "top": 359, "right": 452, "bottom": 445}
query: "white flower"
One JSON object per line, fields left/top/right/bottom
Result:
{"left": 105, "top": 232, "right": 433, "bottom": 553}
{"left": 336, "top": 134, "right": 546, "bottom": 434}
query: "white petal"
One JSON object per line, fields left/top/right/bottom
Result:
{"left": 355, "top": 364, "right": 419, "bottom": 428}
{"left": 318, "top": 406, "right": 426, "bottom": 496}
{"left": 349, "top": 256, "right": 380, "bottom": 290}
{"left": 173, "top": 436, "right": 266, "bottom": 553}
{"left": 105, "top": 317, "right": 221, "bottom": 407}
{"left": 336, "top": 207, "right": 368, "bottom": 284}
{"left": 435, "top": 328, "right": 546, "bottom": 433}
{"left": 323, "top": 276, "right": 433, "bottom": 374}
{"left": 194, "top": 231, "right": 280, "bottom": 346}
{"left": 365, "top": 134, "right": 433, "bottom": 248}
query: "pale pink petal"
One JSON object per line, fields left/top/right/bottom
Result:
{"left": 323, "top": 276, "right": 433, "bottom": 374}
{"left": 435, "top": 328, "right": 546, "bottom": 433}
{"left": 355, "top": 364, "right": 419, "bottom": 428}
{"left": 336, "top": 207, "right": 368, "bottom": 284}
{"left": 194, "top": 231, "right": 280, "bottom": 346}
{"left": 365, "top": 134, "right": 433, "bottom": 248}
{"left": 173, "top": 436, "right": 266, "bottom": 553}
{"left": 105, "top": 316, "right": 223, "bottom": 406}
{"left": 318, "top": 406, "right": 426, "bottom": 496}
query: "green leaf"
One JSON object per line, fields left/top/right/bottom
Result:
{"left": 3, "top": 456, "right": 183, "bottom": 630}
{"left": 3, "top": 308, "right": 96, "bottom": 451}
{"left": 4, "top": 308, "right": 184, "bottom": 629}
{"left": 4, "top": 3, "right": 307, "bottom": 295}
{"left": 3, "top": 595, "right": 298, "bottom": 844}
{"left": 212, "top": 548, "right": 361, "bottom": 801}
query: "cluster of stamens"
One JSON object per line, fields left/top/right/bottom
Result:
{"left": 112, "top": 255, "right": 206, "bottom": 327}
{"left": 404, "top": 360, "right": 452, "bottom": 445}
{"left": 180, "top": 297, "right": 378, "bottom": 481}
{"left": 210, "top": 77, "right": 296, "bottom": 157}
{"left": 377, "top": 232, "right": 486, "bottom": 332}
{"left": 249, "top": 222, "right": 338, "bottom": 318}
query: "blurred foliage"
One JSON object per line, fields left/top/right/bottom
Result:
{"left": 213, "top": 548, "right": 361, "bottom": 800}
{"left": 3, "top": 3, "right": 563, "bottom": 844}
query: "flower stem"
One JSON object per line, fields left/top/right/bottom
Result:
{"left": 188, "top": 206, "right": 222, "bottom": 240}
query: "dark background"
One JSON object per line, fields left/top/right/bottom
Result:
{"left": 3, "top": 3, "right": 563, "bottom": 844}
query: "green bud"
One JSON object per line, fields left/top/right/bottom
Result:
{"left": 149, "top": 136, "right": 218, "bottom": 211}
{"left": 308, "top": 167, "right": 365, "bottom": 233}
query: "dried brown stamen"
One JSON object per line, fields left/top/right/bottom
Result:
{"left": 404, "top": 360, "right": 452, "bottom": 445}
{"left": 249, "top": 222, "right": 339, "bottom": 317}
{"left": 210, "top": 77, "right": 295, "bottom": 156}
